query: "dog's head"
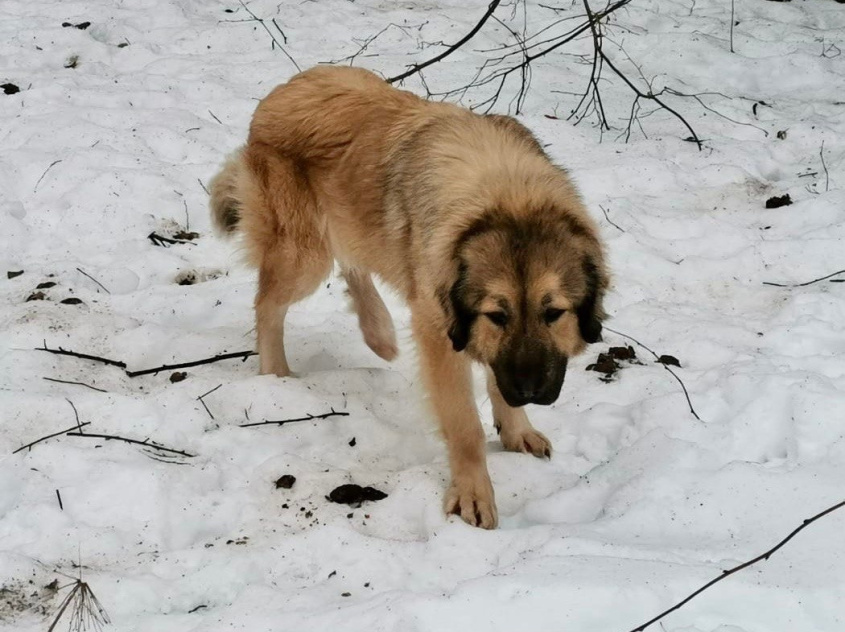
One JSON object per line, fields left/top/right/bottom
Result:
{"left": 439, "top": 210, "right": 608, "bottom": 408}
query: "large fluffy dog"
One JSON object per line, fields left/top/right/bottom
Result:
{"left": 209, "top": 66, "right": 608, "bottom": 529}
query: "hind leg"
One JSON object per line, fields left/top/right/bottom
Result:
{"left": 342, "top": 267, "right": 398, "bottom": 361}
{"left": 254, "top": 246, "right": 332, "bottom": 377}
{"left": 240, "top": 143, "right": 332, "bottom": 376}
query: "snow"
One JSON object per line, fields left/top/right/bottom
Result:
{"left": 1, "top": 0, "right": 844, "bottom": 631}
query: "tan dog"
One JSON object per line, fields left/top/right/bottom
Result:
{"left": 209, "top": 66, "right": 608, "bottom": 529}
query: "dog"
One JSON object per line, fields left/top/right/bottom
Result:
{"left": 209, "top": 65, "right": 608, "bottom": 529}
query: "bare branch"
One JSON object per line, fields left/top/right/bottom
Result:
{"left": 197, "top": 384, "right": 223, "bottom": 420}
{"left": 13, "top": 421, "right": 92, "bottom": 454}
{"left": 125, "top": 350, "right": 256, "bottom": 377}
{"left": 65, "top": 432, "right": 195, "bottom": 458}
{"left": 388, "top": 0, "right": 501, "bottom": 84}
{"left": 820, "top": 140, "right": 830, "bottom": 192}
{"left": 34, "top": 159, "right": 62, "bottom": 192}
{"left": 37, "top": 341, "right": 127, "bottom": 370}
{"left": 604, "top": 326, "right": 701, "bottom": 421}
{"left": 237, "top": 0, "right": 300, "bottom": 72}
{"left": 76, "top": 267, "right": 111, "bottom": 294}
{"left": 627, "top": 498, "right": 845, "bottom": 632}
{"left": 43, "top": 377, "right": 108, "bottom": 393}
{"left": 240, "top": 408, "right": 349, "bottom": 428}
{"left": 763, "top": 268, "right": 845, "bottom": 288}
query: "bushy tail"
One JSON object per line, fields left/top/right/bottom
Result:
{"left": 209, "top": 147, "right": 245, "bottom": 236}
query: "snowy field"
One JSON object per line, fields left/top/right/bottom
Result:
{"left": 2, "top": 0, "right": 844, "bottom": 630}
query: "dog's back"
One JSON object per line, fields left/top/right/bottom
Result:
{"left": 248, "top": 66, "right": 423, "bottom": 165}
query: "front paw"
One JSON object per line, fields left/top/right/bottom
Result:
{"left": 444, "top": 471, "right": 498, "bottom": 529}
{"left": 498, "top": 424, "right": 552, "bottom": 459}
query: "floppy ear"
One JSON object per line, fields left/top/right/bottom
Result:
{"left": 577, "top": 257, "right": 607, "bottom": 344}
{"left": 438, "top": 261, "right": 475, "bottom": 352}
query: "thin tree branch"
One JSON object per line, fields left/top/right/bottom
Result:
{"left": 125, "top": 350, "right": 256, "bottom": 377}
{"left": 387, "top": 0, "right": 501, "bottom": 84}
{"left": 43, "top": 377, "right": 108, "bottom": 393}
{"left": 240, "top": 408, "right": 349, "bottom": 428}
{"left": 604, "top": 326, "right": 701, "bottom": 421}
{"left": 34, "top": 159, "right": 62, "bottom": 192}
{"left": 237, "top": 0, "right": 300, "bottom": 72}
{"left": 584, "top": 0, "right": 701, "bottom": 149}
{"left": 820, "top": 140, "right": 830, "bottom": 192}
{"left": 13, "top": 422, "right": 92, "bottom": 454}
{"left": 65, "top": 432, "right": 195, "bottom": 458}
{"left": 37, "top": 342, "right": 127, "bottom": 370}
{"left": 197, "top": 384, "right": 222, "bottom": 419}
{"left": 600, "top": 204, "right": 625, "bottom": 232}
{"left": 729, "top": 0, "right": 735, "bottom": 53}
{"left": 763, "top": 268, "right": 845, "bottom": 288}
{"left": 76, "top": 267, "right": 110, "bottom": 294}
{"left": 627, "top": 498, "right": 845, "bottom": 632}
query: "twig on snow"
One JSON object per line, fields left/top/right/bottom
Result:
{"left": 47, "top": 577, "right": 110, "bottom": 632}
{"left": 13, "top": 421, "right": 92, "bottom": 454}
{"left": 240, "top": 408, "right": 349, "bottom": 428}
{"left": 820, "top": 140, "right": 830, "bottom": 192}
{"left": 43, "top": 377, "right": 107, "bottom": 393}
{"left": 582, "top": 0, "right": 701, "bottom": 149}
{"left": 626, "top": 498, "right": 845, "bottom": 632}
{"left": 600, "top": 205, "right": 625, "bottom": 232}
{"left": 148, "top": 232, "right": 195, "bottom": 247}
{"left": 34, "top": 159, "right": 62, "bottom": 192}
{"left": 38, "top": 342, "right": 257, "bottom": 377}
{"left": 729, "top": 0, "right": 735, "bottom": 53}
{"left": 56, "top": 489, "right": 64, "bottom": 511}
{"left": 237, "top": 0, "right": 300, "bottom": 72}
{"left": 604, "top": 326, "right": 701, "bottom": 421}
{"left": 76, "top": 267, "right": 111, "bottom": 294}
{"left": 37, "top": 341, "right": 127, "bottom": 370}
{"left": 183, "top": 197, "right": 190, "bottom": 230}
{"left": 65, "top": 432, "right": 196, "bottom": 458}
{"left": 197, "top": 384, "right": 223, "bottom": 419}
{"left": 125, "top": 350, "right": 257, "bottom": 377}
{"left": 387, "top": 0, "right": 501, "bottom": 84}
{"left": 763, "top": 268, "right": 845, "bottom": 288}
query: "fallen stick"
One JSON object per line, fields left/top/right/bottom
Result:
{"left": 65, "top": 432, "right": 195, "bottom": 458}
{"left": 37, "top": 342, "right": 127, "bottom": 370}
{"left": 240, "top": 409, "right": 349, "bottom": 428}
{"left": 626, "top": 498, "right": 845, "bottom": 632}
{"left": 13, "top": 422, "right": 92, "bottom": 454}
{"left": 125, "top": 350, "right": 256, "bottom": 377}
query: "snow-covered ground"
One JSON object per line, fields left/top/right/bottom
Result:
{"left": 2, "top": 1, "right": 844, "bottom": 630}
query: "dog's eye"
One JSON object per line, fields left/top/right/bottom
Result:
{"left": 484, "top": 311, "right": 508, "bottom": 327}
{"left": 543, "top": 308, "right": 566, "bottom": 324}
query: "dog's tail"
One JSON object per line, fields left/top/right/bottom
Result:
{"left": 209, "top": 147, "right": 245, "bottom": 237}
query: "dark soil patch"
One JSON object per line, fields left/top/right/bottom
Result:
{"left": 328, "top": 484, "right": 387, "bottom": 505}
{"left": 765, "top": 194, "right": 792, "bottom": 209}
{"left": 1, "top": 83, "right": 19, "bottom": 95}
{"left": 587, "top": 345, "right": 639, "bottom": 382}
{"left": 275, "top": 474, "right": 296, "bottom": 490}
